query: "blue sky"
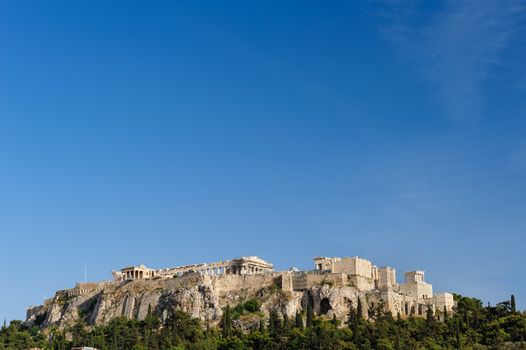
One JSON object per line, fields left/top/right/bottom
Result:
{"left": 1, "top": 0, "right": 525, "bottom": 321}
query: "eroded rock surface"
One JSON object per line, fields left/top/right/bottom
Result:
{"left": 26, "top": 273, "right": 377, "bottom": 330}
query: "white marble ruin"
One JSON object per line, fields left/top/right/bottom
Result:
{"left": 112, "top": 256, "right": 274, "bottom": 281}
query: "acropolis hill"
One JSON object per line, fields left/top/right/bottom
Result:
{"left": 26, "top": 255, "right": 455, "bottom": 330}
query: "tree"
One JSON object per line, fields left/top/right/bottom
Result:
{"left": 511, "top": 294, "right": 517, "bottom": 313}
{"left": 306, "top": 302, "right": 314, "bottom": 328}
{"left": 70, "top": 320, "right": 87, "bottom": 347}
{"left": 145, "top": 305, "right": 160, "bottom": 328}
{"left": 268, "top": 311, "right": 276, "bottom": 335}
{"left": 426, "top": 306, "right": 434, "bottom": 323}
{"left": 268, "top": 309, "right": 281, "bottom": 337}
{"left": 348, "top": 305, "right": 357, "bottom": 328}
{"left": 455, "top": 320, "right": 462, "bottom": 350}
{"left": 143, "top": 305, "right": 160, "bottom": 350}
{"left": 295, "top": 312, "right": 304, "bottom": 329}
{"left": 357, "top": 298, "right": 363, "bottom": 320}
{"left": 331, "top": 313, "right": 340, "bottom": 327}
{"left": 348, "top": 304, "right": 361, "bottom": 345}
{"left": 282, "top": 314, "right": 290, "bottom": 333}
{"left": 221, "top": 305, "right": 233, "bottom": 338}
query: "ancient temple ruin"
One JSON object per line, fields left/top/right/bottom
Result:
{"left": 112, "top": 256, "right": 273, "bottom": 281}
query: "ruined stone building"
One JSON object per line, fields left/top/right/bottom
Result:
{"left": 112, "top": 256, "right": 274, "bottom": 281}
{"left": 309, "top": 256, "right": 454, "bottom": 317}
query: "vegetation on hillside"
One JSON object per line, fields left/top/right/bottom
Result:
{"left": 1, "top": 295, "right": 525, "bottom": 349}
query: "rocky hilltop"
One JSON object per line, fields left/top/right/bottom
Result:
{"left": 26, "top": 255, "right": 455, "bottom": 330}
{"left": 26, "top": 272, "right": 371, "bottom": 330}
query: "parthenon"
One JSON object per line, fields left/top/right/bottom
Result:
{"left": 112, "top": 256, "right": 273, "bottom": 281}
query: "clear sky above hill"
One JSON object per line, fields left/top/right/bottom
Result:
{"left": 1, "top": 0, "right": 525, "bottom": 321}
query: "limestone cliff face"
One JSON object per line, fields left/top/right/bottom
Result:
{"left": 26, "top": 273, "right": 374, "bottom": 330}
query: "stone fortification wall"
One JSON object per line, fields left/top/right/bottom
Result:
{"left": 431, "top": 293, "right": 455, "bottom": 313}
{"left": 306, "top": 272, "right": 347, "bottom": 289}
{"left": 281, "top": 272, "right": 348, "bottom": 292}
{"left": 349, "top": 274, "right": 375, "bottom": 291}
{"left": 67, "top": 282, "right": 109, "bottom": 298}
{"left": 209, "top": 273, "right": 281, "bottom": 293}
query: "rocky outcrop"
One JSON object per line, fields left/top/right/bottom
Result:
{"left": 26, "top": 272, "right": 379, "bottom": 330}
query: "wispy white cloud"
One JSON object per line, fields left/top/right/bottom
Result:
{"left": 369, "top": 0, "right": 526, "bottom": 122}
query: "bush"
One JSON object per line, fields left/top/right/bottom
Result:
{"left": 244, "top": 299, "right": 260, "bottom": 313}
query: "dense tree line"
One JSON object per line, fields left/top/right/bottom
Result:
{"left": 1, "top": 295, "right": 525, "bottom": 349}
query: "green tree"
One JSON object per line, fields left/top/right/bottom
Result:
{"left": 455, "top": 320, "right": 462, "bottom": 350}
{"left": 282, "top": 314, "right": 290, "bottom": 333}
{"left": 348, "top": 304, "right": 361, "bottom": 346}
{"left": 357, "top": 298, "right": 363, "bottom": 319}
{"left": 221, "top": 305, "right": 233, "bottom": 338}
{"left": 259, "top": 318, "right": 266, "bottom": 333}
{"left": 268, "top": 309, "right": 281, "bottom": 337}
{"left": 295, "top": 312, "right": 304, "bottom": 329}
{"left": 306, "top": 302, "right": 314, "bottom": 328}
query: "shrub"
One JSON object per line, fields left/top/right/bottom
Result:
{"left": 244, "top": 299, "right": 260, "bottom": 313}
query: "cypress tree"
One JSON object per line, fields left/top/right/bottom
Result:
{"left": 443, "top": 305, "right": 448, "bottom": 322}
{"left": 60, "top": 334, "right": 66, "bottom": 350}
{"left": 147, "top": 304, "right": 153, "bottom": 319}
{"left": 112, "top": 324, "right": 117, "bottom": 350}
{"left": 511, "top": 294, "right": 517, "bottom": 313}
{"left": 268, "top": 311, "right": 275, "bottom": 335}
{"left": 353, "top": 315, "right": 361, "bottom": 345}
{"left": 306, "top": 302, "right": 314, "bottom": 328}
{"left": 426, "top": 306, "right": 434, "bottom": 323}
{"left": 282, "top": 314, "right": 290, "bottom": 333}
{"left": 222, "top": 305, "right": 232, "bottom": 338}
{"left": 348, "top": 306, "right": 356, "bottom": 328}
{"left": 348, "top": 304, "right": 361, "bottom": 345}
{"left": 332, "top": 313, "right": 338, "bottom": 326}
{"left": 357, "top": 298, "right": 363, "bottom": 319}
{"left": 269, "top": 309, "right": 281, "bottom": 336}
{"left": 455, "top": 321, "right": 462, "bottom": 350}
{"left": 259, "top": 319, "right": 266, "bottom": 333}
{"left": 145, "top": 304, "right": 160, "bottom": 330}
{"left": 394, "top": 328, "right": 402, "bottom": 350}
{"left": 295, "top": 312, "right": 304, "bottom": 329}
